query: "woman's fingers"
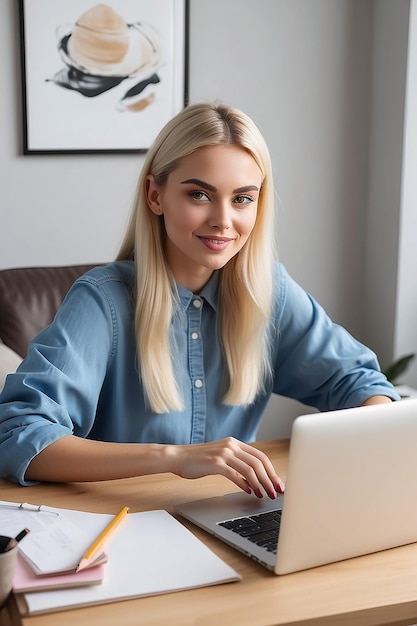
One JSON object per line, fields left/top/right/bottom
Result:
{"left": 172, "top": 438, "right": 285, "bottom": 498}
{"left": 220, "top": 442, "right": 284, "bottom": 498}
{"left": 237, "top": 442, "right": 285, "bottom": 495}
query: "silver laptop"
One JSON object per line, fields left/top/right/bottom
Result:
{"left": 175, "top": 399, "right": 417, "bottom": 575}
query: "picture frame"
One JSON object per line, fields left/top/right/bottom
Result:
{"left": 18, "top": 0, "right": 189, "bottom": 154}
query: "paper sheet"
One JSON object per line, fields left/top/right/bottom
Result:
{"left": 0, "top": 500, "right": 108, "bottom": 574}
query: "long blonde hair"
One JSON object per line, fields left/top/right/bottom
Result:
{"left": 117, "top": 103, "right": 276, "bottom": 413}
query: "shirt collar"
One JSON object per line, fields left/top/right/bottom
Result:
{"left": 176, "top": 271, "right": 219, "bottom": 312}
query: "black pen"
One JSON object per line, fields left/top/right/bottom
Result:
{"left": 4, "top": 528, "right": 30, "bottom": 552}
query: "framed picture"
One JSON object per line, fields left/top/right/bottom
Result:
{"left": 19, "top": 0, "right": 189, "bottom": 154}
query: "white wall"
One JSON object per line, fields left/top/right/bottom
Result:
{"left": 1, "top": 0, "right": 414, "bottom": 438}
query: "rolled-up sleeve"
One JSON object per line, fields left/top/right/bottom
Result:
{"left": 271, "top": 265, "right": 399, "bottom": 409}
{"left": 0, "top": 277, "right": 114, "bottom": 485}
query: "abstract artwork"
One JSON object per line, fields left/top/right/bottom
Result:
{"left": 19, "top": 0, "right": 189, "bottom": 153}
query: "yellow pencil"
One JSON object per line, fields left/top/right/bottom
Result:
{"left": 76, "top": 506, "right": 129, "bottom": 572}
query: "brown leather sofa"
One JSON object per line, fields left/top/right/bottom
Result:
{"left": 0, "top": 264, "right": 97, "bottom": 357}
{"left": 0, "top": 264, "right": 98, "bottom": 389}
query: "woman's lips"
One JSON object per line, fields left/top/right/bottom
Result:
{"left": 197, "top": 236, "right": 234, "bottom": 251}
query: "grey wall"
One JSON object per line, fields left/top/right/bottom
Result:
{"left": 365, "top": 0, "right": 417, "bottom": 391}
{"left": 1, "top": 0, "right": 415, "bottom": 438}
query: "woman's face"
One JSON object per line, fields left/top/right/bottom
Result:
{"left": 146, "top": 144, "right": 263, "bottom": 292}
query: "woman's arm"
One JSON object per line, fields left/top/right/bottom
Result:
{"left": 361, "top": 395, "right": 393, "bottom": 406}
{"left": 25, "top": 435, "right": 285, "bottom": 499}
{"left": 271, "top": 265, "right": 400, "bottom": 408}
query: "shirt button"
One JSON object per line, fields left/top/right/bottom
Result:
{"left": 191, "top": 332, "right": 199, "bottom": 340}
{"left": 193, "top": 299, "right": 202, "bottom": 308}
{"left": 194, "top": 379, "right": 203, "bottom": 388}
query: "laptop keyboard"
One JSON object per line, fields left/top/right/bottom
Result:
{"left": 218, "top": 509, "right": 282, "bottom": 554}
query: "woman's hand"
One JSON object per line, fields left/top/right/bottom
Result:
{"left": 167, "top": 437, "right": 285, "bottom": 499}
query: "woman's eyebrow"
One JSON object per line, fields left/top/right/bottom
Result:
{"left": 180, "top": 179, "right": 260, "bottom": 194}
{"left": 233, "top": 185, "right": 260, "bottom": 194}
{"left": 181, "top": 178, "right": 217, "bottom": 192}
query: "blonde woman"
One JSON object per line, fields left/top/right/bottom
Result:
{"left": 0, "top": 103, "right": 397, "bottom": 492}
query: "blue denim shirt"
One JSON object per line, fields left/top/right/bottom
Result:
{"left": 0, "top": 261, "right": 398, "bottom": 484}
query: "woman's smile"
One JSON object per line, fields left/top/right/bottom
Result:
{"left": 197, "top": 235, "right": 235, "bottom": 251}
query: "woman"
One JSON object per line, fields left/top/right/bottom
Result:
{"left": 0, "top": 103, "right": 398, "bottom": 493}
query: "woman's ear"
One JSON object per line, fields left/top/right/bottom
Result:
{"left": 145, "top": 175, "right": 163, "bottom": 215}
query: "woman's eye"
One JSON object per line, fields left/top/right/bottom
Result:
{"left": 189, "top": 190, "right": 209, "bottom": 201}
{"left": 234, "top": 194, "right": 254, "bottom": 205}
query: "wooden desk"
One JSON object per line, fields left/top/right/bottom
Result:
{"left": 2, "top": 440, "right": 417, "bottom": 626}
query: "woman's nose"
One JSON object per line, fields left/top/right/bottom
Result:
{"left": 208, "top": 202, "right": 232, "bottom": 230}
